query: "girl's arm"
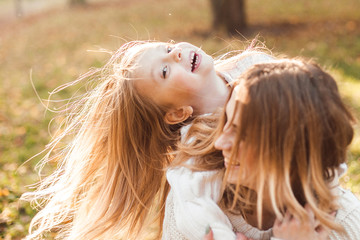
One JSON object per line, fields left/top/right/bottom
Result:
{"left": 164, "top": 164, "right": 236, "bottom": 240}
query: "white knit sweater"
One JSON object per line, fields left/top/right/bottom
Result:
{"left": 329, "top": 187, "right": 360, "bottom": 240}
{"left": 162, "top": 165, "right": 360, "bottom": 240}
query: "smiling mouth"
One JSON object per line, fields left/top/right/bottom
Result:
{"left": 190, "top": 51, "right": 201, "bottom": 72}
{"left": 224, "top": 158, "right": 240, "bottom": 168}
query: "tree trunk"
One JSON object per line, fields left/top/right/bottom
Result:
{"left": 69, "top": 0, "right": 86, "bottom": 6}
{"left": 14, "top": 0, "right": 23, "bottom": 17}
{"left": 210, "top": 0, "right": 247, "bottom": 34}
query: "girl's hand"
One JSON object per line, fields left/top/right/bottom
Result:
{"left": 203, "top": 227, "right": 254, "bottom": 240}
{"left": 272, "top": 205, "right": 329, "bottom": 240}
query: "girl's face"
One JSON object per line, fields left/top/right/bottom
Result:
{"left": 215, "top": 86, "right": 254, "bottom": 186}
{"left": 133, "top": 42, "right": 218, "bottom": 110}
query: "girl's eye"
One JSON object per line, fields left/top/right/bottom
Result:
{"left": 167, "top": 46, "right": 173, "bottom": 53}
{"left": 162, "top": 66, "right": 168, "bottom": 78}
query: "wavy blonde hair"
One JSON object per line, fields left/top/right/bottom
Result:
{"left": 22, "top": 41, "right": 183, "bottom": 240}
{"left": 175, "top": 59, "right": 355, "bottom": 233}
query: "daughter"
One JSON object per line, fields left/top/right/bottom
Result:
{"left": 164, "top": 59, "right": 360, "bottom": 239}
{"left": 22, "top": 40, "right": 274, "bottom": 239}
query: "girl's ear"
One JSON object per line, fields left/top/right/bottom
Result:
{"left": 164, "top": 106, "right": 193, "bottom": 125}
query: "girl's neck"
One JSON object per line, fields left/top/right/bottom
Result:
{"left": 195, "top": 74, "right": 230, "bottom": 115}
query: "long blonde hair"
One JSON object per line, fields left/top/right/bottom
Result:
{"left": 22, "top": 41, "right": 181, "bottom": 239}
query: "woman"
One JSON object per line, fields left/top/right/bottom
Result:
{"left": 164, "top": 59, "right": 360, "bottom": 239}
{"left": 22, "top": 40, "right": 274, "bottom": 239}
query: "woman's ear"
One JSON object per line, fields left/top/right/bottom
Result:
{"left": 164, "top": 106, "right": 193, "bottom": 125}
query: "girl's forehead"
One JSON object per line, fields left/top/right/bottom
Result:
{"left": 131, "top": 44, "right": 166, "bottom": 101}
{"left": 132, "top": 43, "right": 166, "bottom": 66}
{"left": 125, "top": 42, "right": 164, "bottom": 63}
{"left": 127, "top": 44, "right": 161, "bottom": 79}
{"left": 138, "top": 42, "right": 165, "bottom": 53}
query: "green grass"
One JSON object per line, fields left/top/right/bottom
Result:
{"left": 0, "top": 0, "right": 359, "bottom": 238}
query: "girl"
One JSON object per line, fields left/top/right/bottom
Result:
{"left": 164, "top": 59, "right": 360, "bottom": 239}
{"left": 21, "top": 40, "right": 274, "bottom": 239}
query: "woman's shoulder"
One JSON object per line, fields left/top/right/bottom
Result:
{"left": 330, "top": 187, "right": 360, "bottom": 240}
{"left": 336, "top": 187, "right": 360, "bottom": 218}
{"left": 216, "top": 51, "right": 275, "bottom": 83}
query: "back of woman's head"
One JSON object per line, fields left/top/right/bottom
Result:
{"left": 23, "top": 41, "right": 178, "bottom": 239}
{"left": 228, "top": 59, "right": 354, "bottom": 231}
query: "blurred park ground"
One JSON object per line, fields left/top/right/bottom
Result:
{"left": 0, "top": 0, "right": 359, "bottom": 238}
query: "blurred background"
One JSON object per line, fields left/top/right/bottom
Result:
{"left": 0, "top": 0, "right": 359, "bottom": 238}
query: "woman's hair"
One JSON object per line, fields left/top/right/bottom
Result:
{"left": 225, "top": 59, "right": 354, "bottom": 230}
{"left": 176, "top": 58, "right": 355, "bottom": 232}
{"left": 22, "top": 41, "right": 183, "bottom": 239}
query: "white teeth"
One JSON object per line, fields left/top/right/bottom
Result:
{"left": 191, "top": 52, "right": 199, "bottom": 72}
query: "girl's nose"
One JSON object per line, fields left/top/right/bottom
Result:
{"left": 171, "top": 47, "right": 182, "bottom": 62}
{"left": 214, "top": 133, "right": 232, "bottom": 151}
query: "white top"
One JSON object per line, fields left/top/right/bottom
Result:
{"left": 163, "top": 166, "right": 235, "bottom": 240}
{"left": 329, "top": 187, "right": 360, "bottom": 240}
{"left": 163, "top": 164, "right": 360, "bottom": 240}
